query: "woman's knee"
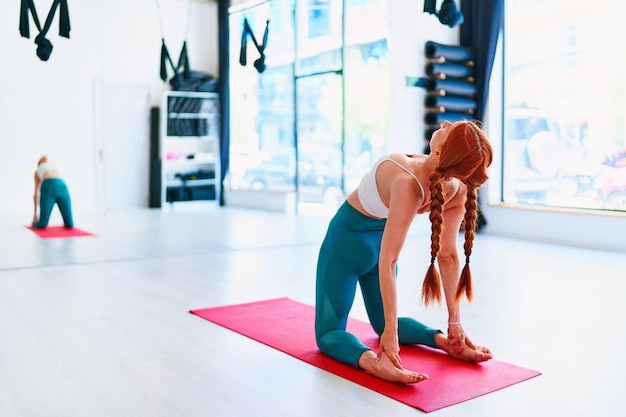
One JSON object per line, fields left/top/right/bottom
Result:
{"left": 315, "top": 331, "right": 331, "bottom": 354}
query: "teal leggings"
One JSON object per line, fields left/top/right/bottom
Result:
{"left": 33, "top": 178, "right": 74, "bottom": 229}
{"left": 315, "top": 201, "right": 440, "bottom": 368}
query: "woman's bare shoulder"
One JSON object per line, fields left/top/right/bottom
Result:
{"left": 443, "top": 179, "right": 465, "bottom": 208}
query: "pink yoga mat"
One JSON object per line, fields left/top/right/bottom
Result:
{"left": 191, "top": 297, "right": 540, "bottom": 413}
{"left": 27, "top": 225, "right": 96, "bottom": 238}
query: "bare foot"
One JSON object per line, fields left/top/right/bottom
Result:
{"left": 358, "top": 350, "right": 428, "bottom": 384}
{"left": 449, "top": 343, "right": 493, "bottom": 362}
{"left": 436, "top": 334, "right": 493, "bottom": 362}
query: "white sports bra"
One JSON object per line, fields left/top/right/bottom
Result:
{"left": 357, "top": 155, "right": 425, "bottom": 218}
{"left": 37, "top": 162, "right": 59, "bottom": 180}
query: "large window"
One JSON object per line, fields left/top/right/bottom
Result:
{"left": 227, "top": 0, "right": 389, "bottom": 214}
{"left": 503, "top": 0, "right": 626, "bottom": 212}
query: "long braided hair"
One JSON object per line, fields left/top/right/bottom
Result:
{"left": 421, "top": 120, "right": 493, "bottom": 306}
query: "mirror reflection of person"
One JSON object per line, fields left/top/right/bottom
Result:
{"left": 32, "top": 156, "right": 74, "bottom": 229}
{"left": 315, "top": 120, "right": 494, "bottom": 384}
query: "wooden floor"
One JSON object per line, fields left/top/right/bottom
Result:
{"left": 1, "top": 203, "right": 624, "bottom": 417}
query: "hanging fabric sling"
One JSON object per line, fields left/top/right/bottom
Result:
{"left": 19, "top": 0, "right": 71, "bottom": 61}
{"left": 156, "top": 0, "right": 216, "bottom": 92}
{"left": 160, "top": 38, "right": 191, "bottom": 83}
{"left": 161, "top": 39, "right": 216, "bottom": 92}
{"left": 239, "top": 17, "right": 269, "bottom": 74}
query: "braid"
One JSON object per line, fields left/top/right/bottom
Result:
{"left": 422, "top": 170, "right": 445, "bottom": 306}
{"left": 456, "top": 185, "right": 478, "bottom": 302}
{"left": 426, "top": 119, "right": 493, "bottom": 306}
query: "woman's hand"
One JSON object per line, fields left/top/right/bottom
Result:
{"left": 447, "top": 322, "right": 477, "bottom": 353}
{"left": 378, "top": 328, "right": 402, "bottom": 369}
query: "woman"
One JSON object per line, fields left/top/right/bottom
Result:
{"left": 315, "top": 120, "right": 494, "bottom": 384}
{"left": 32, "top": 156, "right": 74, "bottom": 229}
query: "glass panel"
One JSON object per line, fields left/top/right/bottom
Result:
{"left": 503, "top": 0, "right": 626, "bottom": 211}
{"left": 295, "top": 0, "right": 343, "bottom": 76}
{"left": 227, "top": 2, "right": 297, "bottom": 195}
{"left": 343, "top": 0, "right": 390, "bottom": 194}
{"left": 296, "top": 73, "right": 343, "bottom": 215}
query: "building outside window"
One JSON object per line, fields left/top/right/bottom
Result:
{"left": 503, "top": 0, "right": 626, "bottom": 212}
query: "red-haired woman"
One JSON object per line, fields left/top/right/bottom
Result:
{"left": 315, "top": 120, "right": 494, "bottom": 384}
{"left": 32, "top": 156, "right": 74, "bottom": 229}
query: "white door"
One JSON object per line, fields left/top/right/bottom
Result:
{"left": 93, "top": 80, "right": 150, "bottom": 212}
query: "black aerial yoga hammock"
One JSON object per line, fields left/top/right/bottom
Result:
{"left": 239, "top": 18, "right": 269, "bottom": 74}
{"left": 160, "top": 39, "right": 191, "bottom": 82}
{"left": 159, "top": 38, "right": 216, "bottom": 92}
{"left": 19, "top": 0, "right": 71, "bottom": 61}
{"left": 157, "top": 0, "right": 192, "bottom": 82}
{"left": 155, "top": 0, "right": 215, "bottom": 92}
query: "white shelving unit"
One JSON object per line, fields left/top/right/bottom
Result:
{"left": 160, "top": 91, "right": 220, "bottom": 204}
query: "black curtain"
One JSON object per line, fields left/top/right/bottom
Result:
{"left": 459, "top": 0, "right": 503, "bottom": 231}
{"left": 218, "top": 0, "right": 230, "bottom": 206}
{"left": 459, "top": 0, "right": 503, "bottom": 122}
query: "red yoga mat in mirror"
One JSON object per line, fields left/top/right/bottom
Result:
{"left": 27, "top": 225, "right": 96, "bottom": 238}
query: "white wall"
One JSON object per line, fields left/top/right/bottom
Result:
{"left": 387, "top": 0, "right": 458, "bottom": 154}
{"left": 0, "top": 0, "right": 218, "bottom": 216}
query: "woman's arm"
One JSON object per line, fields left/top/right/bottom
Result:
{"left": 33, "top": 172, "right": 41, "bottom": 222}
{"left": 438, "top": 182, "right": 470, "bottom": 349}
{"left": 377, "top": 177, "right": 421, "bottom": 368}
